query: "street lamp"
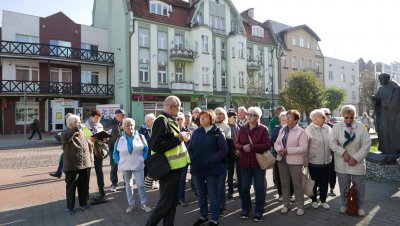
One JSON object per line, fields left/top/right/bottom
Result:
{"left": 272, "top": 43, "right": 286, "bottom": 109}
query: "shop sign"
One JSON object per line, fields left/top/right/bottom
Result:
{"left": 54, "top": 98, "right": 74, "bottom": 106}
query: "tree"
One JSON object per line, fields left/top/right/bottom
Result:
{"left": 359, "top": 77, "right": 377, "bottom": 113}
{"left": 324, "top": 87, "right": 347, "bottom": 112}
{"left": 231, "top": 77, "right": 263, "bottom": 109}
{"left": 281, "top": 70, "right": 325, "bottom": 121}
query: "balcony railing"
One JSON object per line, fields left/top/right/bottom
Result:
{"left": 0, "top": 41, "right": 114, "bottom": 64}
{"left": 247, "top": 60, "right": 261, "bottom": 71}
{"left": 170, "top": 48, "right": 196, "bottom": 62}
{"left": 1, "top": 80, "right": 113, "bottom": 96}
{"left": 171, "top": 82, "right": 194, "bottom": 91}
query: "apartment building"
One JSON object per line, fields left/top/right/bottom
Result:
{"left": 0, "top": 11, "right": 114, "bottom": 134}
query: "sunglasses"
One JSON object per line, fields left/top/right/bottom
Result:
{"left": 344, "top": 117, "right": 354, "bottom": 119}
{"left": 248, "top": 114, "right": 258, "bottom": 118}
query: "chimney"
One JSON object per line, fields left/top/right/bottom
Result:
{"left": 247, "top": 8, "right": 254, "bottom": 19}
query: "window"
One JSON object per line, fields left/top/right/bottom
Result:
{"left": 158, "top": 31, "right": 167, "bottom": 50}
{"left": 144, "top": 103, "right": 164, "bottom": 118}
{"left": 221, "top": 71, "right": 227, "bottom": 87}
{"left": 139, "top": 64, "right": 150, "bottom": 82}
{"left": 252, "top": 26, "right": 264, "bottom": 38}
{"left": 238, "top": 42, "right": 244, "bottom": 59}
{"left": 292, "top": 38, "right": 296, "bottom": 46}
{"left": 258, "top": 48, "right": 264, "bottom": 64}
{"left": 175, "top": 63, "right": 184, "bottom": 82}
{"left": 291, "top": 56, "right": 297, "bottom": 69}
{"left": 16, "top": 34, "right": 39, "bottom": 53}
{"left": 307, "top": 42, "right": 313, "bottom": 49}
{"left": 158, "top": 50, "right": 168, "bottom": 66}
{"left": 351, "top": 74, "right": 355, "bottom": 85}
{"left": 16, "top": 66, "right": 29, "bottom": 80}
{"left": 174, "top": 34, "right": 184, "bottom": 49}
{"left": 50, "top": 40, "right": 71, "bottom": 57}
{"left": 328, "top": 71, "right": 333, "bottom": 80}
{"left": 158, "top": 66, "right": 167, "bottom": 83}
{"left": 300, "top": 58, "right": 305, "bottom": 69}
{"left": 50, "top": 68, "right": 71, "bottom": 83}
{"left": 341, "top": 73, "right": 345, "bottom": 82}
{"left": 308, "top": 59, "right": 313, "bottom": 70}
{"left": 81, "top": 71, "right": 99, "bottom": 84}
{"left": 221, "top": 42, "right": 226, "bottom": 59}
{"left": 15, "top": 102, "right": 39, "bottom": 125}
{"left": 316, "top": 61, "right": 321, "bottom": 72}
{"left": 239, "top": 72, "right": 245, "bottom": 88}
{"left": 232, "top": 47, "right": 235, "bottom": 58}
{"left": 201, "top": 35, "right": 208, "bottom": 53}
{"left": 149, "top": 0, "right": 170, "bottom": 16}
{"left": 299, "top": 38, "right": 304, "bottom": 48}
{"left": 232, "top": 76, "right": 237, "bottom": 88}
{"left": 209, "top": 15, "right": 225, "bottom": 30}
{"left": 139, "top": 28, "right": 149, "bottom": 47}
{"left": 282, "top": 56, "right": 288, "bottom": 67}
{"left": 202, "top": 67, "right": 209, "bottom": 85}
{"left": 247, "top": 47, "right": 253, "bottom": 61}
{"left": 81, "top": 43, "right": 98, "bottom": 59}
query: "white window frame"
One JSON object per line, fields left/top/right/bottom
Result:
{"left": 15, "top": 101, "right": 39, "bottom": 125}
{"left": 292, "top": 37, "right": 297, "bottom": 46}
{"left": 299, "top": 38, "right": 304, "bottom": 48}
{"left": 300, "top": 58, "right": 305, "bottom": 69}
{"left": 292, "top": 56, "right": 297, "bottom": 69}
{"left": 81, "top": 71, "right": 99, "bottom": 84}
{"left": 251, "top": 25, "right": 264, "bottom": 38}
{"left": 158, "top": 31, "right": 167, "bottom": 50}
{"left": 202, "top": 67, "right": 209, "bottom": 85}
{"left": 329, "top": 71, "right": 333, "bottom": 80}
{"left": 238, "top": 42, "right": 244, "bottom": 59}
{"left": 50, "top": 39, "right": 71, "bottom": 57}
{"left": 175, "top": 63, "right": 184, "bottom": 82}
{"left": 174, "top": 34, "right": 184, "bottom": 49}
{"left": 16, "top": 66, "right": 39, "bottom": 81}
{"left": 221, "top": 71, "right": 227, "bottom": 87}
{"left": 158, "top": 66, "right": 167, "bottom": 84}
{"left": 341, "top": 73, "right": 345, "bottom": 82}
{"left": 201, "top": 35, "right": 209, "bottom": 53}
{"left": 282, "top": 56, "right": 288, "bottom": 67}
{"left": 139, "top": 64, "right": 150, "bottom": 82}
{"left": 149, "top": 0, "right": 170, "bottom": 16}
{"left": 139, "top": 28, "right": 149, "bottom": 48}
{"left": 239, "top": 71, "right": 245, "bottom": 88}
{"left": 308, "top": 59, "right": 313, "bottom": 70}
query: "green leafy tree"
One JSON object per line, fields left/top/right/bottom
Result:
{"left": 324, "top": 87, "right": 347, "bottom": 112}
{"left": 281, "top": 70, "right": 325, "bottom": 121}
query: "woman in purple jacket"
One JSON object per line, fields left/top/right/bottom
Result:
{"left": 236, "top": 107, "right": 271, "bottom": 222}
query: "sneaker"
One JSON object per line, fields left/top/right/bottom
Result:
{"left": 67, "top": 208, "right": 75, "bottom": 215}
{"left": 311, "top": 202, "right": 319, "bottom": 209}
{"left": 79, "top": 204, "right": 92, "bottom": 211}
{"left": 296, "top": 208, "right": 304, "bottom": 216}
{"left": 193, "top": 218, "right": 208, "bottom": 226}
{"left": 50, "top": 172, "right": 61, "bottom": 178}
{"left": 290, "top": 196, "right": 295, "bottom": 202}
{"left": 281, "top": 206, "right": 289, "bottom": 214}
{"left": 322, "top": 202, "right": 330, "bottom": 210}
{"left": 253, "top": 212, "right": 263, "bottom": 222}
{"left": 208, "top": 221, "right": 219, "bottom": 226}
{"left": 339, "top": 206, "right": 347, "bottom": 213}
{"left": 110, "top": 185, "right": 117, "bottom": 192}
{"left": 240, "top": 211, "right": 249, "bottom": 219}
{"left": 358, "top": 209, "right": 366, "bottom": 216}
{"left": 179, "top": 199, "right": 188, "bottom": 207}
{"left": 141, "top": 204, "right": 152, "bottom": 213}
{"left": 126, "top": 205, "right": 135, "bottom": 214}
{"left": 329, "top": 189, "right": 337, "bottom": 197}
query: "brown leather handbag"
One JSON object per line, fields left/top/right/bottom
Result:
{"left": 346, "top": 184, "right": 359, "bottom": 216}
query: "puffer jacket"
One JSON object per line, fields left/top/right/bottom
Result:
{"left": 62, "top": 128, "right": 92, "bottom": 172}
{"left": 305, "top": 123, "right": 332, "bottom": 166}
{"left": 274, "top": 125, "right": 308, "bottom": 165}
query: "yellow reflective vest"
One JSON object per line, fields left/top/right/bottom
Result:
{"left": 152, "top": 114, "right": 190, "bottom": 170}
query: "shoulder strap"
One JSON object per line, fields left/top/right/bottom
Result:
{"left": 158, "top": 114, "right": 180, "bottom": 134}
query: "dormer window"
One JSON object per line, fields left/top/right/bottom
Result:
{"left": 149, "top": 1, "right": 171, "bottom": 17}
{"left": 252, "top": 26, "right": 264, "bottom": 38}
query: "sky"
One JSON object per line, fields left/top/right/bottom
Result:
{"left": 0, "top": 0, "right": 399, "bottom": 64}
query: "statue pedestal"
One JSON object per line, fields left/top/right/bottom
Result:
{"left": 366, "top": 152, "right": 400, "bottom": 182}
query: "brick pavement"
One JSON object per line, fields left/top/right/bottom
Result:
{"left": 0, "top": 138, "right": 399, "bottom": 226}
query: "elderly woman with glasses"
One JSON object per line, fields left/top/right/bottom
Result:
{"left": 329, "top": 105, "right": 371, "bottom": 216}
{"left": 274, "top": 110, "right": 308, "bottom": 216}
{"left": 305, "top": 109, "right": 332, "bottom": 210}
{"left": 236, "top": 107, "right": 270, "bottom": 222}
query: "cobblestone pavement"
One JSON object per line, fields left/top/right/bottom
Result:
{"left": 0, "top": 144, "right": 399, "bottom": 226}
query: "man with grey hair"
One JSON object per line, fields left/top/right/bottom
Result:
{"left": 146, "top": 96, "right": 190, "bottom": 226}
{"left": 192, "top": 107, "right": 201, "bottom": 127}
{"left": 237, "top": 106, "right": 248, "bottom": 127}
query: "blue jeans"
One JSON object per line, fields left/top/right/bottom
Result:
{"left": 240, "top": 167, "right": 266, "bottom": 214}
{"left": 218, "top": 164, "right": 227, "bottom": 210}
{"left": 122, "top": 170, "right": 147, "bottom": 206}
{"left": 179, "top": 165, "right": 188, "bottom": 201}
{"left": 193, "top": 174, "right": 220, "bottom": 222}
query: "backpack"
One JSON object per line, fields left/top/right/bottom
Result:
{"left": 346, "top": 183, "right": 358, "bottom": 216}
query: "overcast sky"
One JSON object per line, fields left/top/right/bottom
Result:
{"left": 1, "top": 0, "right": 399, "bottom": 64}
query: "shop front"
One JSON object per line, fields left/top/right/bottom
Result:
{"left": 50, "top": 98, "right": 81, "bottom": 131}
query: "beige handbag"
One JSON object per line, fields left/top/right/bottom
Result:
{"left": 302, "top": 167, "right": 315, "bottom": 196}
{"left": 248, "top": 135, "right": 275, "bottom": 170}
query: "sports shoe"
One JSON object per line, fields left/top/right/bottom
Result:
{"left": 358, "top": 209, "right": 366, "bottom": 216}
{"left": 277, "top": 195, "right": 283, "bottom": 201}
{"left": 193, "top": 218, "right": 208, "bottom": 226}
{"left": 311, "top": 202, "right": 319, "bottom": 209}
{"left": 253, "top": 212, "right": 263, "bottom": 222}
{"left": 290, "top": 196, "right": 295, "bottom": 202}
{"left": 141, "top": 204, "right": 152, "bottom": 213}
{"left": 209, "top": 221, "right": 219, "bottom": 226}
{"left": 110, "top": 185, "right": 117, "bottom": 192}
{"left": 296, "top": 208, "right": 304, "bottom": 216}
{"left": 67, "top": 208, "right": 75, "bottom": 215}
{"left": 329, "top": 189, "right": 337, "bottom": 197}
{"left": 322, "top": 202, "right": 330, "bottom": 210}
{"left": 339, "top": 206, "right": 347, "bottom": 213}
{"left": 179, "top": 200, "right": 188, "bottom": 207}
{"left": 281, "top": 206, "right": 289, "bottom": 214}
{"left": 79, "top": 204, "right": 92, "bottom": 211}
{"left": 126, "top": 205, "right": 135, "bottom": 214}
{"left": 240, "top": 211, "right": 249, "bottom": 219}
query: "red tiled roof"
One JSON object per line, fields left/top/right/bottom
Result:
{"left": 241, "top": 16, "right": 274, "bottom": 46}
{"left": 130, "top": 0, "right": 192, "bottom": 28}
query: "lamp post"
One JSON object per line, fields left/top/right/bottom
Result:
{"left": 272, "top": 43, "right": 285, "bottom": 109}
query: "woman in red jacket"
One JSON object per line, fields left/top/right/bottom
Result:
{"left": 236, "top": 107, "right": 271, "bottom": 222}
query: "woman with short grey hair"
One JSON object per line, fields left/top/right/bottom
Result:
{"left": 329, "top": 105, "right": 371, "bottom": 216}
{"left": 305, "top": 109, "right": 332, "bottom": 210}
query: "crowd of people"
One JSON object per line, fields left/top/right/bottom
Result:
{"left": 58, "top": 95, "right": 371, "bottom": 225}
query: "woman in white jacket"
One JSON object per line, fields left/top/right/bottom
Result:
{"left": 305, "top": 109, "right": 332, "bottom": 210}
{"left": 329, "top": 105, "right": 371, "bottom": 216}
{"left": 113, "top": 118, "right": 152, "bottom": 214}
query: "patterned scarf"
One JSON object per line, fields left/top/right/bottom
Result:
{"left": 343, "top": 124, "right": 355, "bottom": 148}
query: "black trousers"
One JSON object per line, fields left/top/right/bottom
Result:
{"left": 28, "top": 129, "right": 42, "bottom": 139}
{"left": 109, "top": 151, "right": 118, "bottom": 186}
{"left": 146, "top": 168, "right": 182, "bottom": 226}
{"left": 309, "top": 164, "right": 331, "bottom": 202}
{"left": 329, "top": 152, "right": 336, "bottom": 190}
{"left": 227, "top": 160, "right": 235, "bottom": 195}
{"left": 94, "top": 156, "right": 105, "bottom": 190}
{"left": 235, "top": 158, "right": 242, "bottom": 197}
{"left": 65, "top": 168, "right": 90, "bottom": 209}
{"left": 274, "top": 161, "right": 294, "bottom": 196}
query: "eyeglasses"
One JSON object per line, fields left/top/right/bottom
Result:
{"left": 325, "top": 113, "right": 331, "bottom": 116}
{"left": 321, "top": 116, "right": 326, "bottom": 119}
{"left": 248, "top": 114, "right": 258, "bottom": 118}
{"left": 344, "top": 117, "right": 354, "bottom": 119}
{"left": 177, "top": 118, "right": 183, "bottom": 121}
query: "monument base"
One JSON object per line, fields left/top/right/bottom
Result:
{"left": 366, "top": 152, "right": 400, "bottom": 182}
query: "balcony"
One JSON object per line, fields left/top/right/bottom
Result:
{"left": 0, "top": 41, "right": 114, "bottom": 65}
{"left": 1, "top": 80, "right": 113, "bottom": 96}
{"left": 247, "top": 60, "right": 261, "bottom": 71}
{"left": 169, "top": 48, "right": 196, "bottom": 62}
{"left": 171, "top": 82, "right": 194, "bottom": 91}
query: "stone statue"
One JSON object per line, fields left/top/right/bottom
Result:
{"left": 371, "top": 73, "right": 400, "bottom": 154}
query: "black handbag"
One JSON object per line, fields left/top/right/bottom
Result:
{"left": 144, "top": 152, "right": 171, "bottom": 180}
